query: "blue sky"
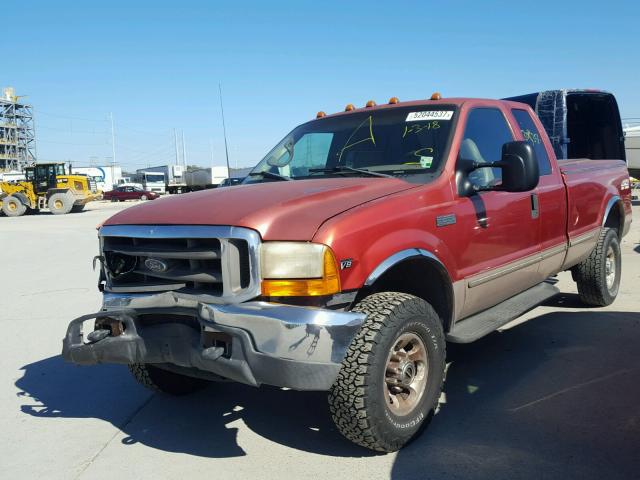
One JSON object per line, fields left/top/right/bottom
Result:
{"left": 4, "top": 0, "right": 639, "bottom": 171}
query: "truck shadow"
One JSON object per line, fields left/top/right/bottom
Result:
{"left": 15, "top": 357, "right": 371, "bottom": 458}
{"left": 392, "top": 310, "right": 640, "bottom": 480}
{"left": 15, "top": 310, "right": 640, "bottom": 468}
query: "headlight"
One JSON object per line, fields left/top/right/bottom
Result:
{"left": 260, "top": 242, "right": 341, "bottom": 296}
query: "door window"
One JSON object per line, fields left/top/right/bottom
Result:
{"left": 459, "top": 108, "right": 514, "bottom": 189}
{"left": 511, "top": 109, "right": 552, "bottom": 175}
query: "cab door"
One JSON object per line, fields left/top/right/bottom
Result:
{"left": 34, "top": 164, "right": 57, "bottom": 193}
{"left": 453, "top": 107, "right": 542, "bottom": 318}
{"left": 510, "top": 107, "right": 567, "bottom": 281}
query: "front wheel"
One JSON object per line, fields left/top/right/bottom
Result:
{"left": 328, "top": 292, "right": 446, "bottom": 452}
{"left": 140, "top": 195, "right": 148, "bottom": 201}
{"left": 2, "top": 195, "right": 27, "bottom": 217}
{"left": 573, "top": 227, "right": 621, "bottom": 306}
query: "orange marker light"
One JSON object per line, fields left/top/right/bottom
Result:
{"left": 430, "top": 92, "right": 442, "bottom": 100}
{"left": 345, "top": 104, "right": 355, "bottom": 112}
{"left": 388, "top": 97, "right": 399, "bottom": 104}
{"left": 365, "top": 100, "right": 376, "bottom": 108}
{"left": 316, "top": 111, "right": 326, "bottom": 118}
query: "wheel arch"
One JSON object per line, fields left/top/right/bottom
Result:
{"left": 357, "top": 249, "right": 455, "bottom": 332}
{"left": 11, "top": 191, "right": 29, "bottom": 205}
{"left": 602, "top": 195, "right": 624, "bottom": 238}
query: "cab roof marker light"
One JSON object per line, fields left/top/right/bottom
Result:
{"left": 345, "top": 104, "right": 356, "bottom": 112}
{"left": 316, "top": 111, "right": 326, "bottom": 119}
{"left": 365, "top": 100, "right": 376, "bottom": 108}
{"left": 388, "top": 97, "right": 399, "bottom": 104}
{"left": 430, "top": 92, "right": 442, "bottom": 100}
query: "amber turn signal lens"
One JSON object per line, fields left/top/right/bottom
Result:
{"left": 345, "top": 103, "right": 355, "bottom": 111}
{"left": 316, "top": 111, "right": 326, "bottom": 118}
{"left": 365, "top": 100, "right": 376, "bottom": 107}
{"left": 261, "top": 248, "right": 341, "bottom": 297}
{"left": 388, "top": 97, "right": 399, "bottom": 104}
{"left": 430, "top": 92, "right": 442, "bottom": 100}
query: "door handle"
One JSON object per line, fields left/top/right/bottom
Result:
{"left": 530, "top": 193, "right": 539, "bottom": 219}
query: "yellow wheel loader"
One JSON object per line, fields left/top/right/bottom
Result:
{"left": 0, "top": 163, "right": 100, "bottom": 217}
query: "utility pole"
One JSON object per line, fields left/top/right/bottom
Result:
{"left": 173, "top": 129, "right": 180, "bottom": 166}
{"left": 181, "top": 130, "right": 187, "bottom": 168}
{"left": 110, "top": 112, "right": 116, "bottom": 188}
{"left": 219, "top": 83, "right": 231, "bottom": 176}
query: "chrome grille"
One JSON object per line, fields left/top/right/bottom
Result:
{"left": 99, "top": 225, "right": 261, "bottom": 303}
{"left": 88, "top": 178, "right": 97, "bottom": 192}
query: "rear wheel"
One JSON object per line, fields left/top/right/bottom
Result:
{"left": 128, "top": 363, "right": 209, "bottom": 395}
{"left": 329, "top": 292, "right": 446, "bottom": 452}
{"left": 573, "top": 227, "right": 621, "bottom": 306}
{"left": 2, "top": 196, "right": 27, "bottom": 217}
{"left": 48, "top": 192, "right": 73, "bottom": 215}
{"left": 140, "top": 194, "right": 148, "bottom": 201}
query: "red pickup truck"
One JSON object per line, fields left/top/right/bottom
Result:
{"left": 63, "top": 91, "right": 632, "bottom": 452}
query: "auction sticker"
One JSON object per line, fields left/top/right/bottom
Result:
{"left": 406, "top": 111, "right": 454, "bottom": 121}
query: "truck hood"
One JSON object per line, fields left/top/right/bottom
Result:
{"left": 103, "top": 177, "right": 417, "bottom": 240}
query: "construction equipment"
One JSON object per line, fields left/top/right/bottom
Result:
{"left": 0, "top": 163, "right": 100, "bottom": 216}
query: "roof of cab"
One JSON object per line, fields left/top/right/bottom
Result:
{"left": 313, "top": 97, "right": 527, "bottom": 121}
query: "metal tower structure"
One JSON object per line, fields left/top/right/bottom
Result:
{"left": 0, "top": 87, "right": 36, "bottom": 171}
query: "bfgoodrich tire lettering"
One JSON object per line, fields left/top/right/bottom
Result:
{"left": 328, "top": 292, "right": 446, "bottom": 452}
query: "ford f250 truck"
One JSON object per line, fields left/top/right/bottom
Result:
{"left": 63, "top": 92, "right": 632, "bottom": 452}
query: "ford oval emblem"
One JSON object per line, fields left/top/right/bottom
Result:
{"left": 145, "top": 258, "right": 168, "bottom": 273}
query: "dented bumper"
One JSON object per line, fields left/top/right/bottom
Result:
{"left": 62, "top": 297, "right": 365, "bottom": 391}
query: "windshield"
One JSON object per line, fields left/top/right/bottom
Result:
{"left": 145, "top": 174, "right": 164, "bottom": 183}
{"left": 246, "top": 105, "right": 457, "bottom": 183}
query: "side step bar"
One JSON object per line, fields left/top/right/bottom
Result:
{"left": 446, "top": 282, "right": 560, "bottom": 343}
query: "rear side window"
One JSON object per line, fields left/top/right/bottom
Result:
{"left": 512, "top": 109, "right": 552, "bottom": 175}
{"left": 459, "top": 108, "right": 514, "bottom": 188}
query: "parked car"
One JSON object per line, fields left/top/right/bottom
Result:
{"left": 218, "top": 177, "right": 243, "bottom": 187}
{"left": 63, "top": 91, "right": 631, "bottom": 453}
{"left": 102, "top": 185, "right": 158, "bottom": 202}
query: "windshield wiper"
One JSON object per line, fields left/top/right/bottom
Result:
{"left": 248, "top": 171, "right": 293, "bottom": 181}
{"left": 309, "top": 166, "right": 393, "bottom": 178}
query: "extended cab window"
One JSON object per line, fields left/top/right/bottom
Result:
{"left": 459, "top": 108, "right": 513, "bottom": 189}
{"left": 511, "top": 109, "right": 552, "bottom": 175}
{"left": 247, "top": 106, "right": 457, "bottom": 184}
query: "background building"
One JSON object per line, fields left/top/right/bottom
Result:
{"left": 0, "top": 87, "right": 36, "bottom": 171}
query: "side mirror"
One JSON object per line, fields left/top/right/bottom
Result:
{"left": 499, "top": 141, "right": 539, "bottom": 192}
{"left": 456, "top": 141, "right": 539, "bottom": 196}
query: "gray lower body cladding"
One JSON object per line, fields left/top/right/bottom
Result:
{"left": 62, "top": 297, "right": 366, "bottom": 391}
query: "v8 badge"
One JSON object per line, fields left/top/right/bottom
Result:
{"left": 340, "top": 258, "right": 353, "bottom": 270}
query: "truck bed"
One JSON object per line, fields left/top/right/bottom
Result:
{"left": 559, "top": 158, "right": 631, "bottom": 268}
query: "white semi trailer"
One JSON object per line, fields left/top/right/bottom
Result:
{"left": 624, "top": 125, "right": 640, "bottom": 178}
{"left": 70, "top": 166, "right": 122, "bottom": 192}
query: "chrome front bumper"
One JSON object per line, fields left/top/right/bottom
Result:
{"left": 62, "top": 293, "right": 366, "bottom": 391}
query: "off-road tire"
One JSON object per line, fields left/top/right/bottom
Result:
{"left": 2, "top": 196, "right": 27, "bottom": 217}
{"left": 71, "top": 204, "right": 86, "bottom": 213}
{"left": 328, "top": 292, "right": 446, "bottom": 452}
{"left": 48, "top": 192, "right": 73, "bottom": 215}
{"left": 128, "top": 363, "right": 208, "bottom": 395}
{"left": 573, "top": 227, "right": 621, "bottom": 306}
